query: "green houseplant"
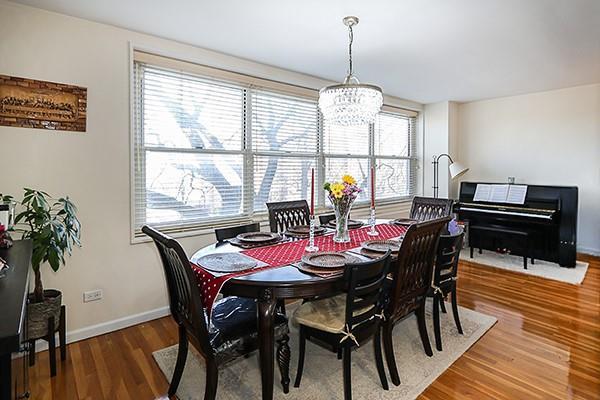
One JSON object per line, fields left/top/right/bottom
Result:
{"left": 14, "top": 188, "right": 81, "bottom": 338}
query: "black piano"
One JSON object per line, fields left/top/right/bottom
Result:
{"left": 454, "top": 182, "right": 578, "bottom": 268}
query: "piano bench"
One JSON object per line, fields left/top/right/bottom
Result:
{"left": 469, "top": 225, "right": 533, "bottom": 269}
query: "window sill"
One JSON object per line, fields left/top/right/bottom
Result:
{"left": 131, "top": 197, "right": 414, "bottom": 245}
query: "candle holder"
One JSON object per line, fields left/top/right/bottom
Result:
{"left": 305, "top": 215, "right": 319, "bottom": 252}
{"left": 367, "top": 207, "right": 379, "bottom": 236}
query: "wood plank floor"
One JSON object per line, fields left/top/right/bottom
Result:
{"left": 29, "top": 254, "right": 600, "bottom": 399}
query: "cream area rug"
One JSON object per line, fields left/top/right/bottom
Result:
{"left": 460, "top": 249, "right": 589, "bottom": 285}
{"left": 153, "top": 302, "right": 496, "bottom": 400}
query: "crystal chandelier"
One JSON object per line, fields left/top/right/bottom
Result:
{"left": 319, "top": 16, "right": 383, "bottom": 126}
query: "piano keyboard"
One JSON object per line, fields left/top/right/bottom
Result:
{"left": 458, "top": 206, "right": 553, "bottom": 219}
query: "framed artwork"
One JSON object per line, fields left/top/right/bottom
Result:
{"left": 0, "top": 75, "right": 87, "bottom": 132}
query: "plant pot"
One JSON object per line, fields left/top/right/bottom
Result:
{"left": 27, "top": 289, "right": 62, "bottom": 340}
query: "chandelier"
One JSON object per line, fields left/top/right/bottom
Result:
{"left": 318, "top": 16, "right": 383, "bottom": 126}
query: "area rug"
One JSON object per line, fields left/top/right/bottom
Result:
{"left": 460, "top": 249, "right": 589, "bottom": 285}
{"left": 153, "top": 302, "right": 496, "bottom": 400}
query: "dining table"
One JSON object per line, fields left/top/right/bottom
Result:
{"left": 190, "top": 219, "right": 407, "bottom": 400}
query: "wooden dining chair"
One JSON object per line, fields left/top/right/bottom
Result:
{"left": 318, "top": 213, "right": 336, "bottom": 225}
{"left": 293, "top": 252, "right": 392, "bottom": 400}
{"left": 409, "top": 196, "right": 453, "bottom": 221}
{"left": 429, "top": 230, "right": 464, "bottom": 351}
{"left": 382, "top": 217, "right": 450, "bottom": 386}
{"left": 214, "top": 222, "right": 261, "bottom": 242}
{"left": 266, "top": 200, "right": 310, "bottom": 233}
{"left": 142, "top": 226, "right": 290, "bottom": 399}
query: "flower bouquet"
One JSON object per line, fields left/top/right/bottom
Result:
{"left": 324, "top": 175, "right": 361, "bottom": 243}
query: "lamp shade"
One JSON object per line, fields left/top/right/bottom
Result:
{"left": 448, "top": 161, "right": 469, "bottom": 179}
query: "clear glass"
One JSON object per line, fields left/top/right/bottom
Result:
{"left": 319, "top": 86, "right": 383, "bottom": 126}
{"left": 305, "top": 216, "right": 319, "bottom": 252}
{"left": 333, "top": 198, "right": 355, "bottom": 243}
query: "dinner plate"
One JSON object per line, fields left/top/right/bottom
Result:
{"left": 286, "top": 225, "right": 327, "bottom": 236}
{"left": 296, "top": 262, "right": 344, "bottom": 278}
{"left": 391, "top": 218, "right": 418, "bottom": 226}
{"left": 326, "top": 219, "right": 364, "bottom": 229}
{"left": 300, "top": 252, "right": 360, "bottom": 269}
{"left": 361, "top": 239, "right": 401, "bottom": 253}
{"left": 236, "top": 232, "right": 280, "bottom": 243}
{"left": 196, "top": 253, "right": 258, "bottom": 273}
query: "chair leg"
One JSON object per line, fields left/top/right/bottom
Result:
{"left": 276, "top": 333, "right": 291, "bottom": 393}
{"left": 59, "top": 305, "right": 67, "bottom": 361}
{"left": 470, "top": 246, "right": 473, "bottom": 258}
{"left": 439, "top": 298, "right": 447, "bottom": 314}
{"left": 451, "top": 288, "right": 463, "bottom": 334}
{"left": 168, "top": 326, "right": 188, "bottom": 397}
{"left": 524, "top": 255, "right": 527, "bottom": 269}
{"left": 343, "top": 346, "right": 352, "bottom": 400}
{"left": 293, "top": 326, "right": 306, "bottom": 388}
{"left": 203, "top": 359, "right": 219, "bottom": 400}
{"left": 433, "top": 295, "right": 443, "bottom": 352}
{"left": 47, "top": 316, "right": 56, "bottom": 377}
{"left": 337, "top": 347, "right": 343, "bottom": 360}
{"left": 382, "top": 323, "right": 400, "bottom": 386}
{"left": 373, "top": 326, "right": 388, "bottom": 390}
{"left": 416, "top": 304, "right": 433, "bottom": 357}
{"left": 28, "top": 340, "right": 36, "bottom": 366}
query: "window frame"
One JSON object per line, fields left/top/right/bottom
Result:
{"left": 130, "top": 51, "right": 419, "bottom": 241}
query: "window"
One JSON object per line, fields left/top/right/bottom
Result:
{"left": 133, "top": 53, "right": 418, "bottom": 236}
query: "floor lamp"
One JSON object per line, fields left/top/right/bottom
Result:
{"left": 432, "top": 154, "right": 469, "bottom": 198}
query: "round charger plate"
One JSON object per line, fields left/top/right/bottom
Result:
{"left": 286, "top": 225, "right": 327, "bottom": 235}
{"left": 327, "top": 219, "right": 364, "bottom": 229}
{"left": 391, "top": 218, "right": 418, "bottom": 226}
{"left": 297, "top": 263, "right": 344, "bottom": 277}
{"left": 196, "top": 253, "right": 258, "bottom": 273}
{"left": 361, "top": 239, "right": 401, "bottom": 253}
{"left": 236, "top": 232, "right": 280, "bottom": 243}
{"left": 301, "top": 252, "right": 360, "bottom": 269}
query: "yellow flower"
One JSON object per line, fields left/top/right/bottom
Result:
{"left": 342, "top": 175, "right": 356, "bottom": 185}
{"left": 330, "top": 182, "right": 345, "bottom": 199}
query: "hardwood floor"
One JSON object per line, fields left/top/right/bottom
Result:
{"left": 29, "top": 255, "right": 599, "bottom": 399}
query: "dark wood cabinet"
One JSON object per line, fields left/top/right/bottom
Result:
{"left": 0, "top": 241, "right": 31, "bottom": 400}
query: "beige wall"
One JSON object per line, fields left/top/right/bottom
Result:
{"left": 0, "top": 1, "right": 422, "bottom": 339}
{"left": 456, "top": 83, "right": 600, "bottom": 254}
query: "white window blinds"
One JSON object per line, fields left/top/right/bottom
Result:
{"left": 133, "top": 53, "right": 419, "bottom": 236}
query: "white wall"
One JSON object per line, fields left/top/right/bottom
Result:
{"left": 457, "top": 84, "right": 600, "bottom": 255}
{"left": 423, "top": 101, "right": 461, "bottom": 198}
{"left": 0, "top": 1, "right": 423, "bottom": 340}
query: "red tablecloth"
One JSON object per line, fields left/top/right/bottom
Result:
{"left": 191, "top": 223, "right": 408, "bottom": 315}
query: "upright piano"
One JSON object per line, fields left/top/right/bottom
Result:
{"left": 454, "top": 182, "right": 578, "bottom": 268}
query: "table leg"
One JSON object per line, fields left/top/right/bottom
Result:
{"left": 258, "top": 289, "right": 277, "bottom": 400}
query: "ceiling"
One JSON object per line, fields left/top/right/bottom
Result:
{"left": 10, "top": 0, "right": 600, "bottom": 103}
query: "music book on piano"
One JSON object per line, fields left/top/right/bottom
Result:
{"left": 473, "top": 184, "right": 528, "bottom": 204}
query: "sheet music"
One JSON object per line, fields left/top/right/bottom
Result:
{"left": 489, "top": 184, "right": 510, "bottom": 203}
{"left": 473, "top": 184, "right": 492, "bottom": 202}
{"left": 506, "top": 185, "right": 528, "bottom": 204}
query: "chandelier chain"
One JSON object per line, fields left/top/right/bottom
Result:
{"left": 348, "top": 24, "right": 354, "bottom": 76}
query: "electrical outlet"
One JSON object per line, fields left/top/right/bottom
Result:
{"left": 83, "top": 289, "right": 103, "bottom": 303}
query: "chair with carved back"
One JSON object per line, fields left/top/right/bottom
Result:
{"left": 409, "top": 196, "right": 453, "bottom": 221}
{"left": 214, "top": 222, "right": 261, "bottom": 243}
{"left": 382, "top": 217, "right": 451, "bottom": 386}
{"left": 293, "top": 252, "right": 392, "bottom": 400}
{"left": 142, "top": 226, "right": 290, "bottom": 399}
{"left": 429, "top": 230, "right": 464, "bottom": 351}
{"left": 267, "top": 200, "right": 310, "bottom": 233}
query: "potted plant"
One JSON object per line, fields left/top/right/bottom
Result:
{"left": 13, "top": 188, "right": 81, "bottom": 339}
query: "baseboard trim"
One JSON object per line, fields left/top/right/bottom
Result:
{"left": 33, "top": 306, "right": 170, "bottom": 353}
{"left": 578, "top": 247, "right": 600, "bottom": 257}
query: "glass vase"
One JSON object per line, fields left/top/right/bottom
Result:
{"left": 333, "top": 199, "right": 354, "bottom": 243}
